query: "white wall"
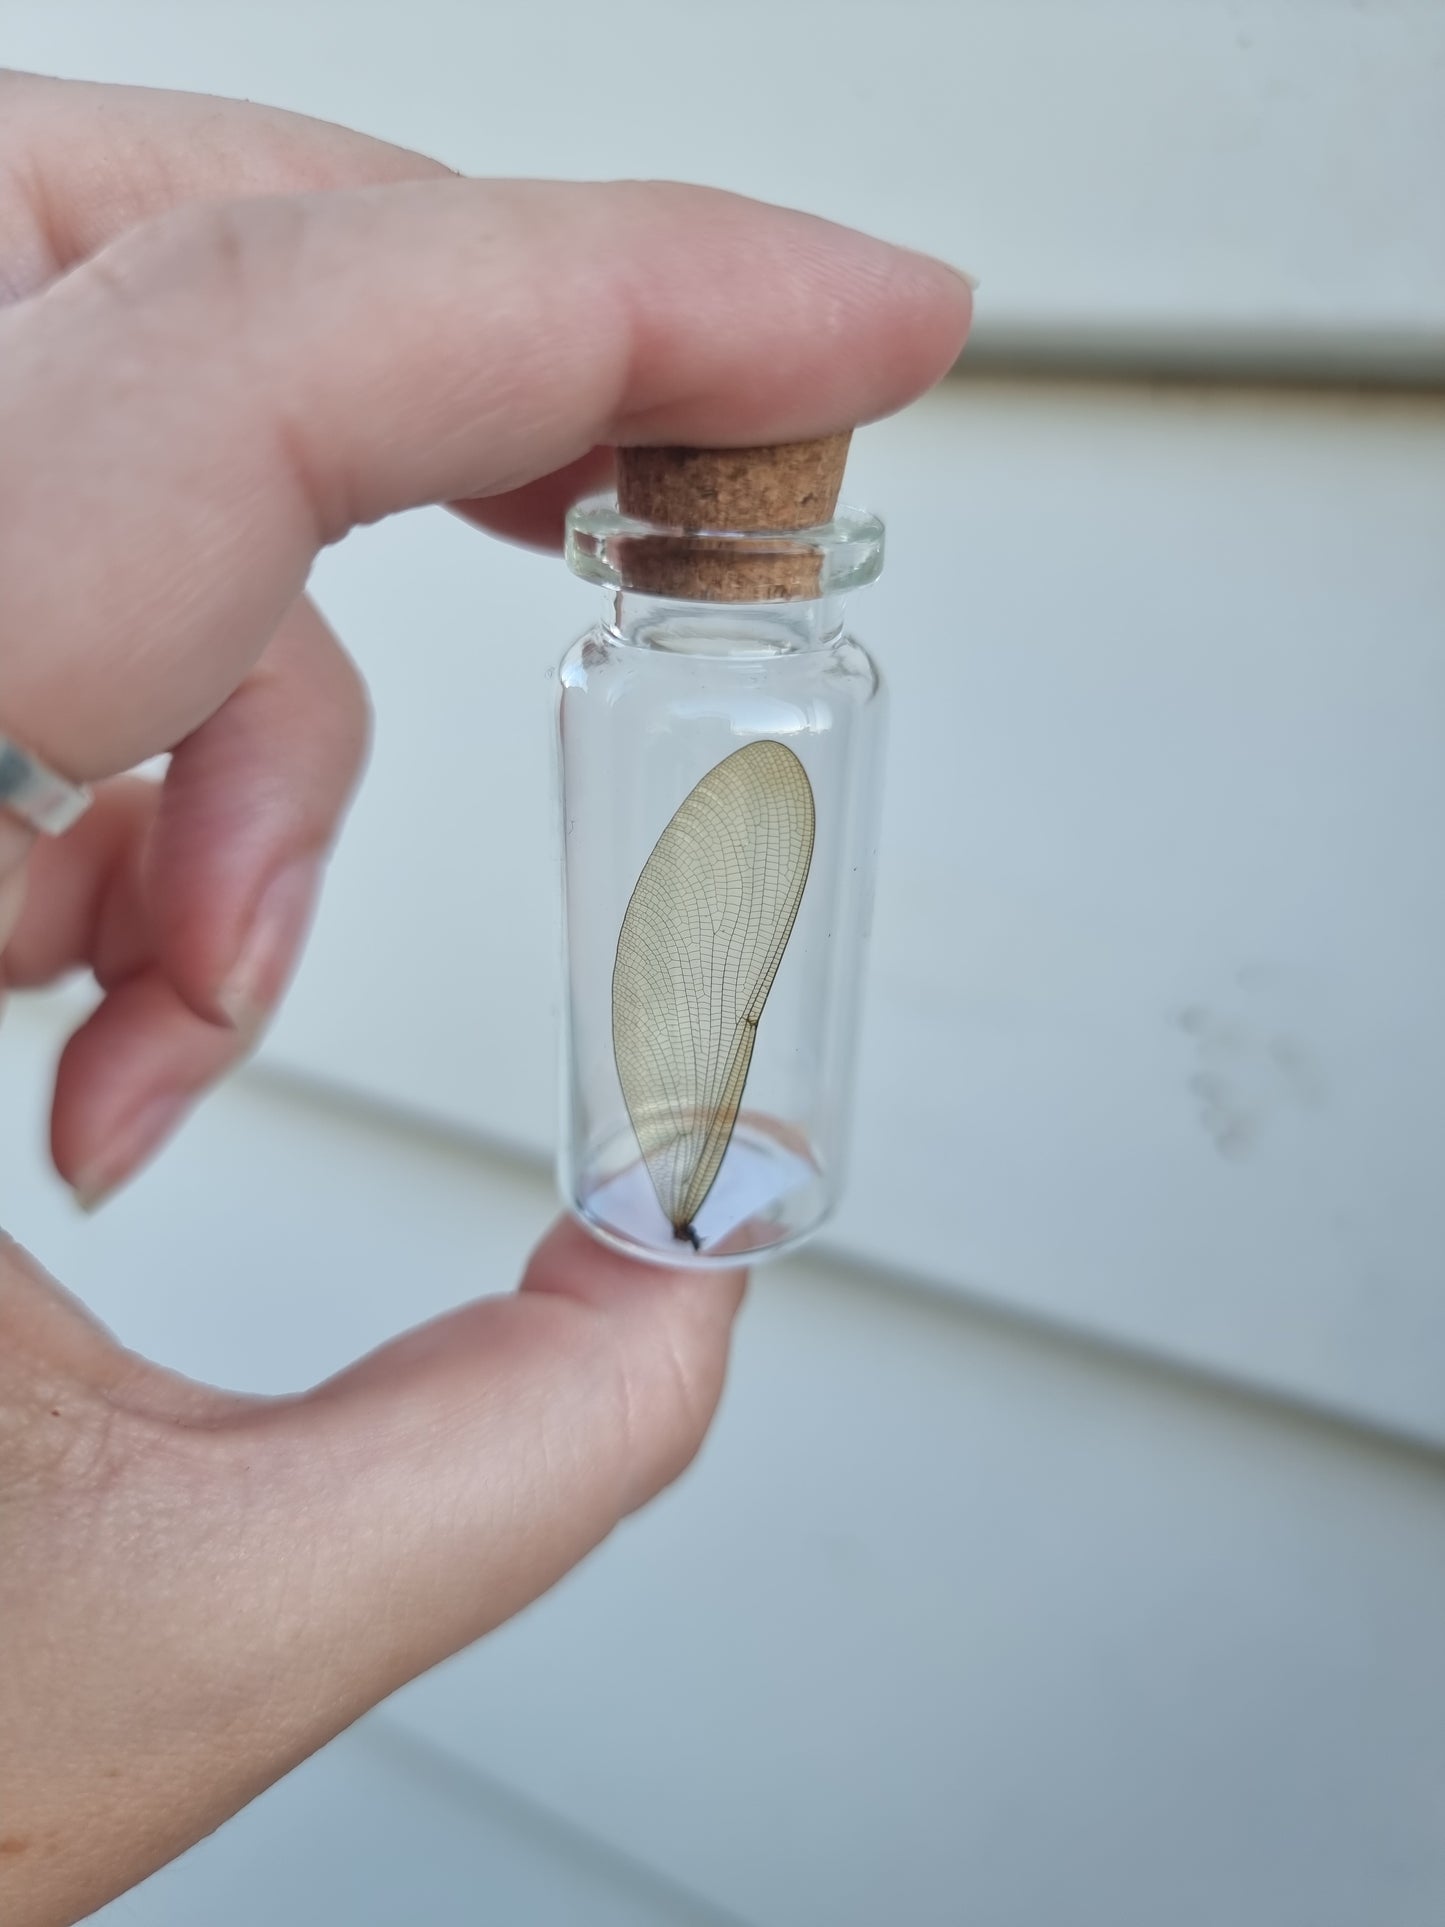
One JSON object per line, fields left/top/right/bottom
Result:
{"left": 2, "top": 3, "right": 1442, "bottom": 1923}
{"left": 4, "top": 998, "right": 1444, "bottom": 1926}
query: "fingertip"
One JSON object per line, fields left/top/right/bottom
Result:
{"left": 452, "top": 445, "right": 616, "bottom": 550}
{"left": 213, "top": 851, "right": 324, "bottom": 1032}
{"left": 523, "top": 1214, "right": 749, "bottom": 1320}
{"left": 892, "top": 242, "right": 976, "bottom": 377}
{"left": 50, "top": 968, "right": 238, "bottom": 1202}
{"left": 146, "top": 598, "right": 363, "bottom": 1027}
{"left": 521, "top": 1216, "right": 748, "bottom": 1510}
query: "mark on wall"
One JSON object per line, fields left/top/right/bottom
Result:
{"left": 1173, "top": 1000, "right": 1328, "bottom": 1162}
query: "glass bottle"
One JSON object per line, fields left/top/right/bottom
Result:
{"left": 556, "top": 436, "right": 887, "bottom": 1267}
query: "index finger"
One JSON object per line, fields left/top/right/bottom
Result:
{"left": 0, "top": 175, "right": 971, "bottom": 779}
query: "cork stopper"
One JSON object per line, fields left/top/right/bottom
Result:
{"left": 614, "top": 432, "right": 851, "bottom": 601}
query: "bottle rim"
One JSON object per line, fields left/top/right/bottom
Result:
{"left": 565, "top": 494, "right": 885, "bottom": 601}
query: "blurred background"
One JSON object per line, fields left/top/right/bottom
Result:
{"left": 3, "top": 3, "right": 1444, "bottom": 1923}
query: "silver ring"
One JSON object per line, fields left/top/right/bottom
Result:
{"left": 0, "top": 733, "right": 92, "bottom": 835}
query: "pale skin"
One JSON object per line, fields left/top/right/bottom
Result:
{"left": 0, "top": 70, "right": 972, "bottom": 1925}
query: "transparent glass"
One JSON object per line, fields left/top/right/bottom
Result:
{"left": 556, "top": 497, "right": 887, "bottom": 1268}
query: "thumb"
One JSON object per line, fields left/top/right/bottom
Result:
{"left": 0, "top": 1220, "right": 744, "bottom": 1925}
{"left": 281, "top": 1219, "right": 745, "bottom": 1677}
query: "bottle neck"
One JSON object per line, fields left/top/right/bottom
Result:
{"left": 606, "top": 591, "right": 846, "bottom": 657}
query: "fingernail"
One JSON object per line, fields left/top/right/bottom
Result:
{"left": 909, "top": 248, "right": 979, "bottom": 291}
{"left": 218, "top": 855, "right": 323, "bottom": 1032}
{"left": 72, "top": 1092, "right": 191, "bottom": 1213}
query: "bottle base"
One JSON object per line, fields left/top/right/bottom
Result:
{"left": 563, "top": 1114, "right": 831, "bottom": 1268}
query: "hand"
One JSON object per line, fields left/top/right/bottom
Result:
{"left": 0, "top": 71, "right": 971, "bottom": 1925}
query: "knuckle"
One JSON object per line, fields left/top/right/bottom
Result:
{"left": 0, "top": 1364, "right": 130, "bottom": 1506}
{"left": 0, "top": 1241, "right": 218, "bottom": 1511}
{"left": 78, "top": 194, "right": 307, "bottom": 334}
{"left": 61, "top": 193, "right": 349, "bottom": 542}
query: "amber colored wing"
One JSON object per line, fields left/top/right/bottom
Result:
{"left": 612, "top": 740, "right": 816, "bottom": 1242}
